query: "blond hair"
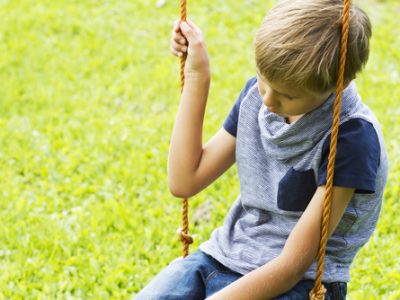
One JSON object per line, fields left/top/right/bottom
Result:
{"left": 255, "top": 0, "right": 371, "bottom": 93}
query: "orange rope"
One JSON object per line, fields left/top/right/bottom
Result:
{"left": 179, "top": 0, "right": 187, "bottom": 93}
{"left": 177, "top": 0, "right": 193, "bottom": 258}
{"left": 176, "top": 0, "right": 351, "bottom": 291}
{"left": 177, "top": 198, "right": 193, "bottom": 257}
{"left": 309, "top": 0, "right": 351, "bottom": 299}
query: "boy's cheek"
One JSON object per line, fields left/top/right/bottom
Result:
{"left": 257, "top": 83, "right": 262, "bottom": 94}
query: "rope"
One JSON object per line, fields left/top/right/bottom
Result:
{"left": 176, "top": 0, "right": 351, "bottom": 291}
{"left": 179, "top": 0, "right": 187, "bottom": 93}
{"left": 309, "top": 0, "right": 351, "bottom": 299}
{"left": 177, "top": 0, "right": 193, "bottom": 258}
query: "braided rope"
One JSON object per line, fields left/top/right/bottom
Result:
{"left": 179, "top": 0, "right": 187, "bottom": 92}
{"left": 176, "top": 0, "right": 351, "bottom": 290}
{"left": 309, "top": 0, "right": 351, "bottom": 299}
{"left": 177, "top": 0, "right": 193, "bottom": 258}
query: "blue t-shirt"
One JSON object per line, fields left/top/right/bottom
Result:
{"left": 223, "top": 77, "right": 380, "bottom": 196}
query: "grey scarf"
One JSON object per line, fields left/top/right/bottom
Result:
{"left": 258, "top": 82, "right": 359, "bottom": 161}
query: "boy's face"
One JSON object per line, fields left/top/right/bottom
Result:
{"left": 256, "top": 71, "right": 332, "bottom": 121}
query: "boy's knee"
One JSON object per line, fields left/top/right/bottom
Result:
{"left": 133, "top": 252, "right": 206, "bottom": 300}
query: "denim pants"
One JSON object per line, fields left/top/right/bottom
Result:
{"left": 134, "top": 250, "right": 347, "bottom": 300}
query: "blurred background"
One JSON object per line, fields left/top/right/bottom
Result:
{"left": 0, "top": 0, "right": 398, "bottom": 298}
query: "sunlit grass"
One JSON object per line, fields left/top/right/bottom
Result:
{"left": 0, "top": 0, "right": 398, "bottom": 298}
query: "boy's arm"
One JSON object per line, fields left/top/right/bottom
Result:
{"left": 207, "top": 185, "right": 355, "bottom": 300}
{"left": 168, "top": 20, "right": 236, "bottom": 198}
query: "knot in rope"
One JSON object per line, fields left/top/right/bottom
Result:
{"left": 177, "top": 228, "right": 194, "bottom": 245}
{"left": 309, "top": 285, "right": 327, "bottom": 300}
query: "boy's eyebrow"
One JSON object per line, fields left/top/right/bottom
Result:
{"left": 256, "top": 70, "right": 297, "bottom": 99}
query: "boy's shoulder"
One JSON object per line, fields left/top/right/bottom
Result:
{"left": 239, "top": 76, "right": 258, "bottom": 101}
{"left": 223, "top": 77, "right": 258, "bottom": 137}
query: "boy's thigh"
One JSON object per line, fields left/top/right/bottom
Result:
{"left": 274, "top": 280, "right": 347, "bottom": 300}
{"left": 205, "top": 269, "right": 242, "bottom": 298}
{"left": 133, "top": 251, "right": 208, "bottom": 300}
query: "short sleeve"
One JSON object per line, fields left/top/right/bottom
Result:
{"left": 318, "top": 118, "right": 380, "bottom": 194}
{"left": 223, "top": 77, "right": 257, "bottom": 137}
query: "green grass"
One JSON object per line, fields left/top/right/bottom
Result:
{"left": 0, "top": 0, "right": 398, "bottom": 298}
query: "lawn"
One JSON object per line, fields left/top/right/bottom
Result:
{"left": 0, "top": 0, "right": 399, "bottom": 299}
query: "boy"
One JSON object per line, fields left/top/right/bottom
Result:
{"left": 135, "top": 0, "right": 388, "bottom": 299}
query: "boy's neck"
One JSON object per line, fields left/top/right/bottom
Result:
{"left": 286, "top": 115, "right": 304, "bottom": 124}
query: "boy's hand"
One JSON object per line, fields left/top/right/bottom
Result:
{"left": 170, "top": 20, "right": 210, "bottom": 78}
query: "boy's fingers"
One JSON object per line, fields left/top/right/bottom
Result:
{"left": 171, "top": 21, "right": 187, "bottom": 45}
{"left": 171, "top": 40, "right": 187, "bottom": 53}
{"left": 173, "top": 19, "right": 181, "bottom": 32}
{"left": 173, "top": 34, "right": 187, "bottom": 45}
{"left": 185, "top": 20, "right": 198, "bottom": 31}
{"left": 170, "top": 45, "right": 183, "bottom": 57}
{"left": 179, "top": 21, "right": 198, "bottom": 43}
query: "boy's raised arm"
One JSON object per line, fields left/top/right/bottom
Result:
{"left": 168, "top": 20, "right": 236, "bottom": 198}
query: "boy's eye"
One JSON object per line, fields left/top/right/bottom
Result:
{"left": 278, "top": 92, "right": 295, "bottom": 100}
{"left": 272, "top": 88, "right": 295, "bottom": 100}
{"left": 286, "top": 95, "right": 295, "bottom": 100}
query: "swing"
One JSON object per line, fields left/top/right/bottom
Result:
{"left": 175, "top": 0, "right": 351, "bottom": 299}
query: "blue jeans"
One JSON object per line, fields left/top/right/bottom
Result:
{"left": 134, "top": 250, "right": 347, "bottom": 300}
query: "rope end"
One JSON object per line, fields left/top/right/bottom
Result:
{"left": 309, "top": 285, "right": 326, "bottom": 300}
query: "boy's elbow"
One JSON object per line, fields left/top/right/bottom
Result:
{"left": 168, "top": 179, "right": 197, "bottom": 198}
{"left": 169, "top": 185, "right": 194, "bottom": 198}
